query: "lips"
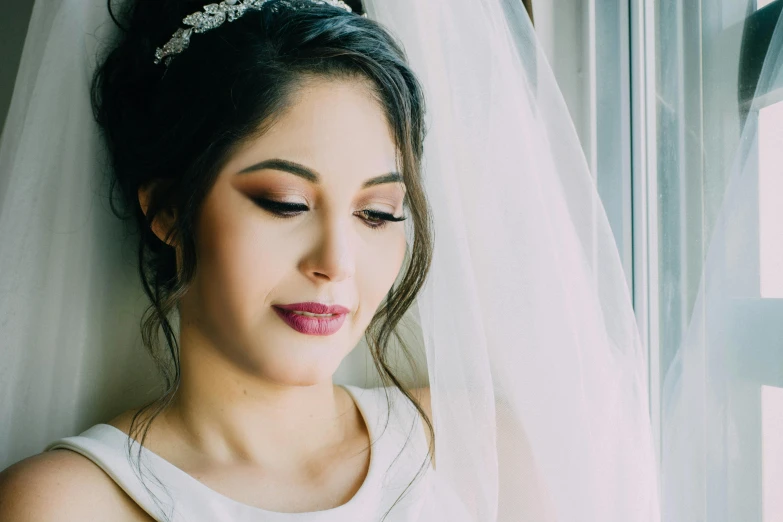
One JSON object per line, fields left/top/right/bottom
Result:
{"left": 274, "top": 302, "right": 351, "bottom": 315}
{"left": 272, "top": 302, "right": 350, "bottom": 336}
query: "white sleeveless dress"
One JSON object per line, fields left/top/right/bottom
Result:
{"left": 44, "top": 385, "right": 469, "bottom": 522}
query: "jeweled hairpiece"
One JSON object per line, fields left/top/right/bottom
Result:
{"left": 154, "top": 0, "right": 361, "bottom": 66}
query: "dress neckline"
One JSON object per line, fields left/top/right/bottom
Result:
{"left": 94, "top": 384, "right": 380, "bottom": 520}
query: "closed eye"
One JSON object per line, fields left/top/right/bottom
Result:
{"left": 252, "top": 198, "right": 308, "bottom": 216}
{"left": 251, "top": 197, "right": 407, "bottom": 230}
{"left": 358, "top": 209, "right": 407, "bottom": 229}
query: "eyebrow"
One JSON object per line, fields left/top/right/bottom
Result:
{"left": 237, "top": 158, "right": 403, "bottom": 188}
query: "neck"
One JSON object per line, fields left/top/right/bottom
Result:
{"left": 162, "top": 327, "right": 356, "bottom": 468}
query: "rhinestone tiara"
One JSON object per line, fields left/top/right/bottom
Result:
{"left": 154, "top": 0, "right": 362, "bottom": 66}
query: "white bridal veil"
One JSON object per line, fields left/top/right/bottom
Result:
{"left": 0, "top": 0, "right": 660, "bottom": 521}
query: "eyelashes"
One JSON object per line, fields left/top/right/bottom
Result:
{"left": 251, "top": 197, "right": 407, "bottom": 231}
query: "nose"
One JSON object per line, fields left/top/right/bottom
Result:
{"left": 299, "top": 214, "right": 356, "bottom": 283}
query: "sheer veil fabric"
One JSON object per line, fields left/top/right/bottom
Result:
{"left": 0, "top": 0, "right": 660, "bottom": 521}
{"left": 363, "top": 1, "right": 659, "bottom": 520}
{"left": 0, "top": 0, "right": 162, "bottom": 465}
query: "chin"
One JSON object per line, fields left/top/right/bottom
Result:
{"left": 260, "top": 352, "right": 344, "bottom": 387}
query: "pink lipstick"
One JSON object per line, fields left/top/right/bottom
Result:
{"left": 272, "top": 302, "right": 350, "bottom": 336}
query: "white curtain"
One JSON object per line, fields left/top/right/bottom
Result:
{"left": 658, "top": 4, "right": 783, "bottom": 521}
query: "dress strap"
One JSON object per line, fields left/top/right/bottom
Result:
{"left": 341, "top": 385, "right": 432, "bottom": 517}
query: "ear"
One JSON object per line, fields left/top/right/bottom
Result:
{"left": 138, "top": 181, "right": 178, "bottom": 246}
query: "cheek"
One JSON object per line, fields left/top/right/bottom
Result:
{"left": 195, "top": 201, "right": 292, "bottom": 324}
{"left": 355, "top": 230, "right": 407, "bottom": 319}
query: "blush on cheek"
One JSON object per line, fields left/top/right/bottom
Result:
{"left": 359, "top": 235, "right": 407, "bottom": 319}
{"left": 193, "top": 189, "right": 282, "bottom": 337}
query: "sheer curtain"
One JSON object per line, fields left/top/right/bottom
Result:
{"left": 655, "top": 2, "right": 783, "bottom": 520}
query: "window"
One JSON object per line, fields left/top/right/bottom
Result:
{"left": 644, "top": 0, "right": 783, "bottom": 519}
{"left": 539, "top": 1, "right": 783, "bottom": 518}
{"left": 759, "top": 100, "right": 783, "bottom": 298}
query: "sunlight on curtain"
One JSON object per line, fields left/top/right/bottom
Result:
{"left": 655, "top": 1, "right": 783, "bottom": 521}
{"left": 762, "top": 385, "right": 783, "bottom": 521}
{"left": 758, "top": 101, "right": 783, "bottom": 298}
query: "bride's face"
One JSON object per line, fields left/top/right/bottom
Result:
{"left": 182, "top": 78, "right": 407, "bottom": 385}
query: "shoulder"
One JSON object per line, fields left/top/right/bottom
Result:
{"left": 0, "top": 449, "right": 152, "bottom": 521}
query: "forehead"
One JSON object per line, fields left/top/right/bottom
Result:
{"left": 230, "top": 78, "right": 398, "bottom": 181}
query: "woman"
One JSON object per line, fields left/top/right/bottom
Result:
{"left": 1, "top": 1, "right": 442, "bottom": 519}
{"left": 0, "top": 0, "right": 659, "bottom": 520}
